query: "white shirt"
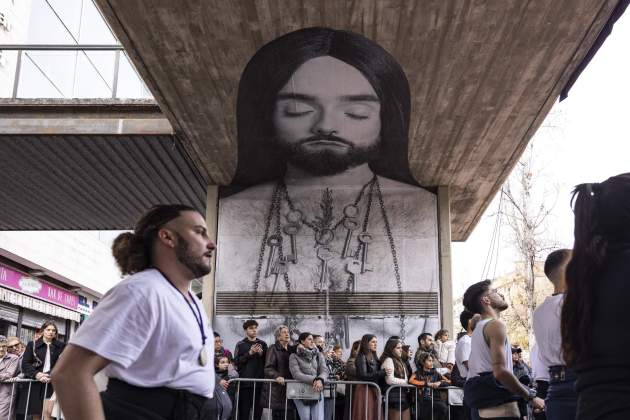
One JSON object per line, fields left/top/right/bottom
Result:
{"left": 467, "top": 318, "right": 513, "bottom": 379}
{"left": 455, "top": 334, "right": 472, "bottom": 378}
{"left": 532, "top": 294, "right": 565, "bottom": 368}
{"left": 435, "top": 340, "right": 456, "bottom": 365}
{"left": 382, "top": 357, "right": 408, "bottom": 385}
{"left": 530, "top": 343, "right": 549, "bottom": 382}
{"left": 70, "top": 269, "right": 215, "bottom": 398}
{"left": 43, "top": 344, "right": 51, "bottom": 373}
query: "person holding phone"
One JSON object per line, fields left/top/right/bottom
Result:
{"left": 234, "top": 319, "right": 268, "bottom": 420}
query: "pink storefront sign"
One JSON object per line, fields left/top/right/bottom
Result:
{"left": 0, "top": 263, "right": 79, "bottom": 310}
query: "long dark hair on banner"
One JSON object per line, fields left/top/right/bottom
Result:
{"left": 112, "top": 204, "right": 196, "bottom": 275}
{"left": 561, "top": 173, "right": 630, "bottom": 365}
{"left": 232, "top": 27, "right": 414, "bottom": 188}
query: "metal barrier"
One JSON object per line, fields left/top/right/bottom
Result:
{"left": 228, "top": 377, "right": 382, "bottom": 420}
{"left": 383, "top": 384, "right": 535, "bottom": 420}
{"left": 384, "top": 384, "right": 468, "bottom": 420}
{"left": 1, "top": 378, "right": 60, "bottom": 420}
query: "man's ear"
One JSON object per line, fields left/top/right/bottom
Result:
{"left": 157, "top": 228, "right": 176, "bottom": 248}
{"left": 480, "top": 295, "right": 490, "bottom": 307}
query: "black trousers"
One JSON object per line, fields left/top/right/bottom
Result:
{"left": 102, "top": 378, "right": 217, "bottom": 420}
{"left": 419, "top": 399, "right": 448, "bottom": 420}
{"left": 237, "top": 385, "right": 263, "bottom": 420}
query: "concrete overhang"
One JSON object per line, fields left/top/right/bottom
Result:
{"left": 90, "top": 0, "right": 623, "bottom": 241}
{"left": 1, "top": 1, "right": 625, "bottom": 239}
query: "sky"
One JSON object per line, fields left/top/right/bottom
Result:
{"left": 451, "top": 10, "right": 630, "bottom": 299}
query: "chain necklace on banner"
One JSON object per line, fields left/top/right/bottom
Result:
{"left": 252, "top": 175, "right": 407, "bottom": 341}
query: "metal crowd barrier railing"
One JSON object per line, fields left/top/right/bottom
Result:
{"left": 228, "top": 377, "right": 383, "bottom": 420}
{"left": 383, "top": 384, "right": 465, "bottom": 420}
{"left": 1, "top": 378, "right": 61, "bottom": 420}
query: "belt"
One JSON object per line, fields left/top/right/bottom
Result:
{"left": 549, "top": 365, "right": 574, "bottom": 382}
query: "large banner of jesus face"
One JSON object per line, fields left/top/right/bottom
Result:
{"left": 215, "top": 28, "right": 440, "bottom": 350}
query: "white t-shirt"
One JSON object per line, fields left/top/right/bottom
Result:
{"left": 70, "top": 269, "right": 215, "bottom": 398}
{"left": 530, "top": 343, "right": 549, "bottom": 382}
{"left": 532, "top": 294, "right": 565, "bottom": 368}
{"left": 455, "top": 334, "right": 472, "bottom": 378}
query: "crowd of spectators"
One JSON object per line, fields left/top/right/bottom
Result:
{"left": 211, "top": 319, "right": 467, "bottom": 420}
{"left": 0, "top": 320, "right": 65, "bottom": 420}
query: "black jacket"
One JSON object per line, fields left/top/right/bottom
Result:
{"left": 355, "top": 352, "right": 385, "bottom": 383}
{"left": 234, "top": 338, "right": 267, "bottom": 387}
{"left": 22, "top": 338, "right": 65, "bottom": 379}
{"left": 261, "top": 341, "right": 293, "bottom": 409}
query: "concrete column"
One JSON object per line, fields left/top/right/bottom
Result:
{"left": 202, "top": 185, "right": 219, "bottom": 322}
{"left": 437, "top": 186, "right": 454, "bottom": 332}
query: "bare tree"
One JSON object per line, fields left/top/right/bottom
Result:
{"left": 500, "top": 142, "right": 558, "bottom": 345}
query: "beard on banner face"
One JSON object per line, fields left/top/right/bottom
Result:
{"left": 174, "top": 232, "right": 212, "bottom": 278}
{"left": 276, "top": 134, "right": 381, "bottom": 176}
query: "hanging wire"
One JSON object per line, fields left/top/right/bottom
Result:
{"left": 480, "top": 189, "right": 504, "bottom": 281}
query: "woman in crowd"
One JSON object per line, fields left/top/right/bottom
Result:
{"left": 379, "top": 338, "right": 410, "bottom": 420}
{"left": 561, "top": 173, "right": 630, "bottom": 420}
{"left": 0, "top": 337, "right": 20, "bottom": 419}
{"left": 18, "top": 321, "right": 65, "bottom": 420}
{"left": 345, "top": 340, "right": 361, "bottom": 381}
{"left": 263, "top": 325, "right": 294, "bottom": 420}
{"left": 289, "top": 332, "right": 328, "bottom": 420}
{"left": 409, "top": 352, "right": 449, "bottom": 420}
{"left": 354, "top": 334, "right": 387, "bottom": 420}
{"left": 343, "top": 340, "right": 361, "bottom": 419}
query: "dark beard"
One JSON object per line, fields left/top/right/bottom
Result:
{"left": 277, "top": 136, "right": 380, "bottom": 176}
{"left": 174, "top": 233, "right": 211, "bottom": 278}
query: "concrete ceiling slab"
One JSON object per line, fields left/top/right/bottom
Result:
{"left": 93, "top": 0, "right": 619, "bottom": 240}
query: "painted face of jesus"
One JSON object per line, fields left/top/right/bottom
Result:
{"left": 273, "top": 56, "right": 382, "bottom": 176}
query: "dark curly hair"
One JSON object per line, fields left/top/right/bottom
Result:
{"left": 112, "top": 204, "right": 196, "bottom": 275}
{"left": 463, "top": 280, "right": 492, "bottom": 315}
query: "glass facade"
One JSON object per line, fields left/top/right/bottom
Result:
{"left": 0, "top": 0, "right": 152, "bottom": 99}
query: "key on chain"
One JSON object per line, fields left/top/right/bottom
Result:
{"left": 341, "top": 218, "right": 360, "bottom": 258}
{"left": 317, "top": 247, "right": 335, "bottom": 291}
{"left": 282, "top": 223, "right": 300, "bottom": 263}
{"left": 315, "top": 228, "right": 334, "bottom": 248}
{"left": 345, "top": 258, "right": 362, "bottom": 293}
{"left": 357, "top": 232, "right": 374, "bottom": 274}
{"left": 343, "top": 204, "right": 359, "bottom": 219}
{"left": 270, "top": 257, "right": 289, "bottom": 294}
{"left": 265, "top": 234, "right": 282, "bottom": 278}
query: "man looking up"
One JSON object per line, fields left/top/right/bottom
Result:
{"left": 52, "top": 205, "right": 217, "bottom": 420}
{"left": 533, "top": 249, "right": 574, "bottom": 420}
{"left": 234, "top": 319, "right": 267, "bottom": 420}
{"left": 463, "top": 280, "right": 545, "bottom": 419}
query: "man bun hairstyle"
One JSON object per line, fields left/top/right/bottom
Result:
{"left": 463, "top": 279, "right": 492, "bottom": 314}
{"left": 543, "top": 249, "right": 571, "bottom": 280}
{"left": 112, "top": 204, "right": 196, "bottom": 276}
{"left": 459, "top": 310, "right": 474, "bottom": 331}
